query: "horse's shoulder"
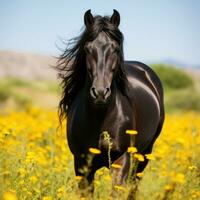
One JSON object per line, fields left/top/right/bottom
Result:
{"left": 124, "top": 60, "right": 164, "bottom": 102}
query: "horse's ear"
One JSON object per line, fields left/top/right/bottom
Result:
{"left": 110, "top": 9, "right": 120, "bottom": 27}
{"left": 84, "top": 9, "right": 94, "bottom": 28}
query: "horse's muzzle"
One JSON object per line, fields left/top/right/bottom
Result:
{"left": 90, "top": 86, "right": 111, "bottom": 104}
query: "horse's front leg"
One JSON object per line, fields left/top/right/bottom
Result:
{"left": 111, "top": 152, "right": 139, "bottom": 200}
{"left": 112, "top": 152, "right": 130, "bottom": 186}
{"left": 74, "top": 155, "right": 95, "bottom": 197}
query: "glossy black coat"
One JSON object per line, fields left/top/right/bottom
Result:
{"left": 57, "top": 10, "right": 164, "bottom": 191}
{"left": 67, "top": 61, "right": 164, "bottom": 184}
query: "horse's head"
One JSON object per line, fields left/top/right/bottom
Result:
{"left": 84, "top": 10, "right": 122, "bottom": 105}
{"left": 57, "top": 10, "right": 127, "bottom": 120}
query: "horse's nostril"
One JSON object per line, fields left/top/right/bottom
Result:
{"left": 91, "top": 87, "right": 98, "bottom": 98}
{"left": 90, "top": 86, "right": 110, "bottom": 101}
{"left": 104, "top": 87, "right": 111, "bottom": 99}
{"left": 104, "top": 87, "right": 109, "bottom": 96}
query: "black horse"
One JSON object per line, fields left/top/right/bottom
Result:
{"left": 57, "top": 9, "right": 164, "bottom": 198}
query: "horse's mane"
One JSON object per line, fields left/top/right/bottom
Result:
{"left": 56, "top": 15, "right": 128, "bottom": 122}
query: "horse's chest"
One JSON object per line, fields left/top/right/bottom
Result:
{"left": 68, "top": 108, "right": 131, "bottom": 153}
{"left": 67, "top": 93, "right": 135, "bottom": 154}
{"left": 99, "top": 114, "right": 131, "bottom": 152}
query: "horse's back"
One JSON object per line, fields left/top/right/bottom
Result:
{"left": 125, "top": 61, "right": 164, "bottom": 152}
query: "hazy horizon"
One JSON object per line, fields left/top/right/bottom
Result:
{"left": 1, "top": 0, "right": 200, "bottom": 66}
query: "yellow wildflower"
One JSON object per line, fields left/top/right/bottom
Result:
{"left": 3, "top": 190, "right": 17, "bottom": 200}
{"left": 127, "top": 147, "right": 137, "bottom": 154}
{"left": 18, "top": 180, "right": 24, "bottom": 186}
{"left": 136, "top": 172, "right": 143, "bottom": 178}
{"left": 33, "top": 188, "right": 40, "bottom": 193}
{"left": 188, "top": 165, "right": 197, "bottom": 170}
{"left": 104, "top": 175, "right": 112, "bottom": 181}
{"left": 25, "top": 151, "right": 36, "bottom": 163}
{"left": 164, "top": 184, "right": 175, "bottom": 191}
{"left": 126, "top": 130, "right": 138, "bottom": 135}
{"left": 191, "top": 190, "right": 200, "bottom": 198}
{"left": 75, "top": 176, "right": 82, "bottom": 180}
{"left": 43, "top": 180, "right": 50, "bottom": 186}
{"left": 89, "top": 147, "right": 101, "bottom": 154}
{"left": 96, "top": 170, "right": 104, "bottom": 176}
{"left": 145, "top": 154, "right": 155, "bottom": 160}
{"left": 134, "top": 153, "right": 145, "bottom": 162}
{"left": 17, "top": 168, "right": 26, "bottom": 178}
{"left": 57, "top": 186, "right": 65, "bottom": 198}
{"left": 57, "top": 186, "right": 65, "bottom": 193}
{"left": 111, "top": 163, "right": 122, "bottom": 169}
{"left": 29, "top": 176, "right": 38, "bottom": 184}
{"left": 172, "top": 173, "right": 185, "bottom": 184}
{"left": 42, "top": 197, "right": 52, "bottom": 200}
{"left": 94, "top": 180, "right": 100, "bottom": 186}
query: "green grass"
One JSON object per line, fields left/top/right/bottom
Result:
{"left": 0, "top": 78, "right": 59, "bottom": 110}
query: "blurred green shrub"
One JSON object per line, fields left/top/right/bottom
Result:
{"left": 166, "top": 88, "right": 200, "bottom": 112}
{"left": 3, "top": 77, "right": 32, "bottom": 87}
{"left": 0, "top": 78, "right": 32, "bottom": 107}
{"left": 13, "top": 93, "right": 32, "bottom": 107}
{"left": 151, "top": 64, "right": 194, "bottom": 90}
{"left": 0, "top": 84, "right": 11, "bottom": 102}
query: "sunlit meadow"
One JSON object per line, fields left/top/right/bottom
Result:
{"left": 0, "top": 107, "right": 200, "bottom": 200}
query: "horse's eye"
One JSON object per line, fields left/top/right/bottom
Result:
{"left": 112, "top": 68, "right": 116, "bottom": 72}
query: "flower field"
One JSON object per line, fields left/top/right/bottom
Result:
{"left": 0, "top": 107, "right": 200, "bottom": 200}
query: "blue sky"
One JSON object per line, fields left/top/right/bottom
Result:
{"left": 0, "top": 0, "right": 200, "bottom": 65}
